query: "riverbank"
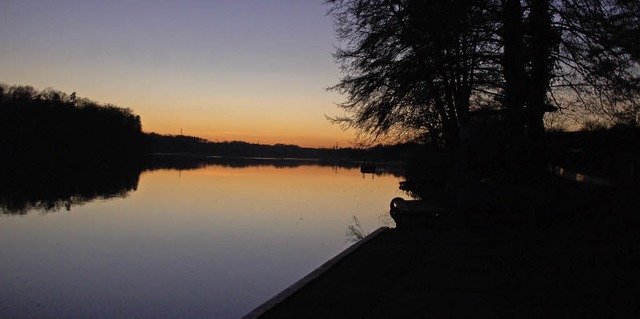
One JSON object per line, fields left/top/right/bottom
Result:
{"left": 246, "top": 179, "right": 639, "bottom": 318}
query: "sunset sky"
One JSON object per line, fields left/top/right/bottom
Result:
{"left": 0, "top": 0, "right": 355, "bottom": 148}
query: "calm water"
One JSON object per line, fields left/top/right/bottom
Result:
{"left": 0, "top": 157, "right": 404, "bottom": 318}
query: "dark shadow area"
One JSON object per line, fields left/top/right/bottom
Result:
{"left": 547, "top": 126, "right": 640, "bottom": 185}
{"left": 259, "top": 131, "right": 640, "bottom": 318}
{"left": 397, "top": 125, "right": 634, "bottom": 222}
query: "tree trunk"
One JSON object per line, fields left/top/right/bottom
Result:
{"left": 526, "top": 0, "right": 555, "bottom": 178}
{"left": 501, "top": 0, "right": 528, "bottom": 180}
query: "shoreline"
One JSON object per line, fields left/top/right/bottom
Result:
{"left": 242, "top": 227, "right": 389, "bottom": 319}
{"left": 244, "top": 197, "right": 639, "bottom": 318}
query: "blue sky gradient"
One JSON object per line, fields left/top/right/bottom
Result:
{"left": 0, "top": 0, "right": 351, "bottom": 147}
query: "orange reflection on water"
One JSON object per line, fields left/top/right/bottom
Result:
{"left": 0, "top": 162, "right": 404, "bottom": 318}
{"left": 136, "top": 163, "right": 402, "bottom": 227}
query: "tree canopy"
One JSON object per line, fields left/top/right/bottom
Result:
{"left": 327, "top": 0, "right": 640, "bottom": 148}
{"left": 0, "top": 83, "right": 148, "bottom": 163}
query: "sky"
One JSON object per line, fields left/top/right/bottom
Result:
{"left": 0, "top": 0, "right": 354, "bottom": 148}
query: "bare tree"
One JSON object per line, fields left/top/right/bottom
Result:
{"left": 551, "top": 0, "right": 640, "bottom": 126}
{"left": 326, "top": 0, "right": 640, "bottom": 155}
{"left": 327, "top": 0, "right": 501, "bottom": 148}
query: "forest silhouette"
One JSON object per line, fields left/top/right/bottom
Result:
{"left": 0, "top": 84, "right": 148, "bottom": 165}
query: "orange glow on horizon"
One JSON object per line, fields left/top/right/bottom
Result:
{"left": 131, "top": 90, "right": 356, "bottom": 148}
{"left": 144, "top": 119, "right": 356, "bottom": 149}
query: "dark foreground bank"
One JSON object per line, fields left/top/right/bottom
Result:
{"left": 246, "top": 179, "right": 640, "bottom": 318}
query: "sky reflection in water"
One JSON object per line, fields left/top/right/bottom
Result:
{"left": 0, "top": 162, "right": 403, "bottom": 318}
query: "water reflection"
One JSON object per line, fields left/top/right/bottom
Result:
{"left": 148, "top": 154, "right": 405, "bottom": 174}
{"left": 0, "top": 155, "right": 404, "bottom": 215}
{"left": 0, "top": 156, "right": 402, "bottom": 318}
{"left": 0, "top": 156, "right": 405, "bottom": 318}
{"left": 0, "top": 160, "right": 144, "bottom": 215}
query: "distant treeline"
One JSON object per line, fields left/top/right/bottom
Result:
{"left": 0, "top": 82, "right": 419, "bottom": 163}
{"left": 0, "top": 83, "right": 148, "bottom": 164}
{"left": 146, "top": 132, "right": 420, "bottom": 162}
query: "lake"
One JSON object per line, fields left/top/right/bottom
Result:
{"left": 0, "top": 156, "right": 405, "bottom": 318}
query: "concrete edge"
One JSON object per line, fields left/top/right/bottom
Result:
{"left": 241, "top": 226, "right": 389, "bottom": 319}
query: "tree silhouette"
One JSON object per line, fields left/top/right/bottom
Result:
{"left": 327, "top": 0, "right": 640, "bottom": 151}
{"left": 0, "top": 83, "right": 149, "bottom": 164}
{"left": 327, "top": 0, "right": 501, "bottom": 147}
{"left": 552, "top": 0, "right": 640, "bottom": 126}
